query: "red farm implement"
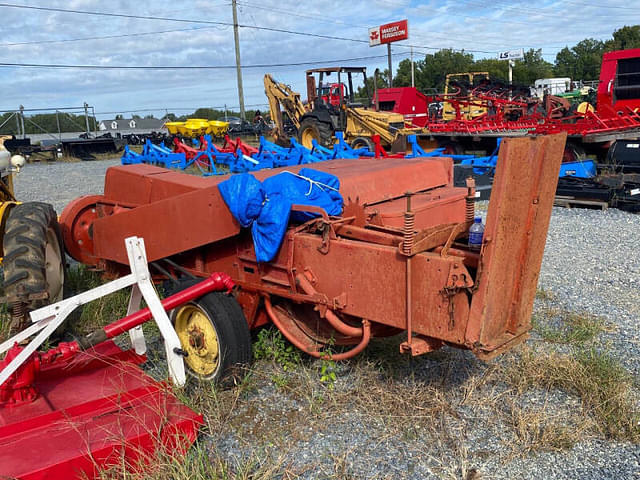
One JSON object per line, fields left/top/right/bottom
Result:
{"left": 0, "top": 237, "right": 239, "bottom": 479}
{"left": 59, "top": 134, "right": 565, "bottom": 366}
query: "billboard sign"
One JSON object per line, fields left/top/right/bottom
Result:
{"left": 369, "top": 19, "right": 408, "bottom": 47}
{"left": 498, "top": 49, "right": 524, "bottom": 61}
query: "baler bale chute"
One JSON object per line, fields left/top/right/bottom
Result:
{"left": 58, "top": 134, "right": 566, "bottom": 380}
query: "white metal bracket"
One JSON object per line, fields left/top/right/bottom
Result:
{"left": 0, "top": 236, "right": 186, "bottom": 387}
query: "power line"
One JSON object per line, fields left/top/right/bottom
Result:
{"left": 0, "top": 3, "right": 368, "bottom": 44}
{"left": 0, "top": 52, "right": 412, "bottom": 70}
{"left": 0, "top": 2, "right": 498, "bottom": 54}
{"left": 0, "top": 25, "right": 222, "bottom": 47}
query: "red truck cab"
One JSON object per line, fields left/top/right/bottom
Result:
{"left": 319, "top": 83, "right": 345, "bottom": 107}
{"left": 597, "top": 48, "right": 640, "bottom": 113}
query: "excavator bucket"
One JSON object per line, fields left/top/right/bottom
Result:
{"left": 466, "top": 133, "right": 566, "bottom": 358}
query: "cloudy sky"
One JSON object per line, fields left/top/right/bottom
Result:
{"left": 0, "top": 0, "right": 635, "bottom": 120}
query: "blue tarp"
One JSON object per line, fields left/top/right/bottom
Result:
{"left": 218, "top": 168, "right": 343, "bottom": 262}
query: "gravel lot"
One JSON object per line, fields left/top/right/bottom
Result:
{"left": 11, "top": 158, "right": 640, "bottom": 479}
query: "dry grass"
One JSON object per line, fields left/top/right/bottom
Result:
{"left": 3, "top": 267, "right": 638, "bottom": 478}
{"left": 504, "top": 346, "right": 640, "bottom": 442}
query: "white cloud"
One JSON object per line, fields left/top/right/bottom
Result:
{"left": 0, "top": 0, "right": 634, "bottom": 118}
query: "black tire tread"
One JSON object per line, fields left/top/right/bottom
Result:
{"left": 298, "top": 117, "right": 334, "bottom": 148}
{"left": 3, "top": 202, "right": 64, "bottom": 315}
{"left": 167, "top": 278, "right": 252, "bottom": 383}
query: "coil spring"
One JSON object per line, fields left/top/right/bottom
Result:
{"left": 403, "top": 211, "right": 415, "bottom": 255}
{"left": 466, "top": 195, "right": 475, "bottom": 223}
{"left": 9, "top": 301, "right": 27, "bottom": 332}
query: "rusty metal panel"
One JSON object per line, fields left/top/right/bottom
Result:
{"left": 93, "top": 186, "right": 240, "bottom": 264}
{"left": 292, "top": 234, "right": 468, "bottom": 342}
{"left": 250, "top": 157, "right": 455, "bottom": 206}
{"left": 103, "top": 165, "right": 211, "bottom": 205}
{"left": 371, "top": 189, "right": 467, "bottom": 230}
{"left": 105, "top": 157, "right": 456, "bottom": 211}
{"left": 466, "top": 134, "right": 566, "bottom": 354}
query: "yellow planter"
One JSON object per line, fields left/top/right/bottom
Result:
{"left": 164, "top": 122, "right": 184, "bottom": 135}
{"left": 184, "top": 118, "right": 211, "bottom": 137}
{"left": 208, "top": 120, "right": 229, "bottom": 137}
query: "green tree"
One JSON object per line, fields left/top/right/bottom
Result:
{"left": 418, "top": 49, "right": 475, "bottom": 91}
{"left": 513, "top": 48, "right": 554, "bottom": 85}
{"left": 605, "top": 25, "right": 640, "bottom": 52}
{"left": 356, "top": 68, "right": 388, "bottom": 103}
{"left": 471, "top": 58, "right": 508, "bottom": 81}
{"left": 394, "top": 58, "right": 419, "bottom": 87}
{"left": 554, "top": 39, "right": 604, "bottom": 80}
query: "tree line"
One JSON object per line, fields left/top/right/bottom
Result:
{"left": 369, "top": 25, "right": 640, "bottom": 93}
{"left": 0, "top": 111, "right": 98, "bottom": 136}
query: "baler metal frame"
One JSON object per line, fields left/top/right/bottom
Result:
{"left": 59, "top": 134, "right": 566, "bottom": 371}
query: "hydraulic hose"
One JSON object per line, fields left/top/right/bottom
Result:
{"left": 263, "top": 295, "right": 371, "bottom": 361}
{"left": 295, "top": 273, "right": 363, "bottom": 337}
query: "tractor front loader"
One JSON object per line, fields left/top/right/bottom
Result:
{"left": 58, "top": 133, "right": 566, "bottom": 383}
{"left": 0, "top": 137, "right": 65, "bottom": 333}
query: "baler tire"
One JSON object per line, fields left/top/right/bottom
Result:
{"left": 298, "top": 118, "right": 333, "bottom": 149}
{"left": 168, "top": 279, "right": 251, "bottom": 384}
{"left": 2, "top": 202, "right": 66, "bottom": 333}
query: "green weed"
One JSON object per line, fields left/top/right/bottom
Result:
{"left": 252, "top": 327, "right": 301, "bottom": 371}
{"left": 533, "top": 310, "right": 604, "bottom": 344}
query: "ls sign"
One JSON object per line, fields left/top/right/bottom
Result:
{"left": 498, "top": 49, "right": 524, "bottom": 61}
{"left": 369, "top": 19, "right": 409, "bottom": 47}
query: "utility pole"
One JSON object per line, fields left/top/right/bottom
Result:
{"left": 19, "top": 105, "right": 25, "bottom": 139}
{"left": 410, "top": 47, "right": 415, "bottom": 88}
{"left": 55, "top": 110, "right": 61, "bottom": 141}
{"left": 83, "top": 102, "right": 90, "bottom": 136}
{"left": 231, "top": 0, "right": 246, "bottom": 120}
{"left": 387, "top": 43, "right": 393, "bottom": 87}
{"left": 15, "top": 110, "right": 21, "bottom": 137}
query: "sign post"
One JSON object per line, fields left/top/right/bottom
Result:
{"left": 497, "top": 48, "right": 524, "bottom": 85}
{"left": 369, "top": 19, "right": 409, "bottom": 88}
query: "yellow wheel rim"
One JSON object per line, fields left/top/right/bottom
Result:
{"left": 174, "top": 304, "right": 220, "bottom": 377}
{"left": 300, "top": 128, "right": 317, "bottom": 149}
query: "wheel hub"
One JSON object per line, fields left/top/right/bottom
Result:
{"left": 174, "top": 304, "right": 220, "bottom": 376}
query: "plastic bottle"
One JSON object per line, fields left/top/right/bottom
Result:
{"left": 468, "top": 217, "right": 484, "bottom": 251}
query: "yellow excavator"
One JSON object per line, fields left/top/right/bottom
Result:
{"left": 0, "top": 136, "right": 65, "bottom": 334}
{"left": 265, "top": 67, "right": 424, "bottom": 151}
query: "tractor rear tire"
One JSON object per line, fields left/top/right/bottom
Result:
{"left": 3, "top": 202, "right": 66, "bottom": 333}
{"left": 169, "top": 279, "right": 251, "bottom": 385}
{"left": 351, "top": 136, "right": 375, "bottom": 152}
{"left": 298, "top": 118, "right": 333, "bottom": 149}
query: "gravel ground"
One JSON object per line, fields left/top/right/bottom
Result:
{"left": 13, "top": 159, "right": 120, "bottom": 214}
{"left": 11, "top": 159, "right": 640, "bottom": 479}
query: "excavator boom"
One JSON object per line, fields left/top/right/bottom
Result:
{"left": 264, "top": 74, "right": 307, "bottom": 144}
